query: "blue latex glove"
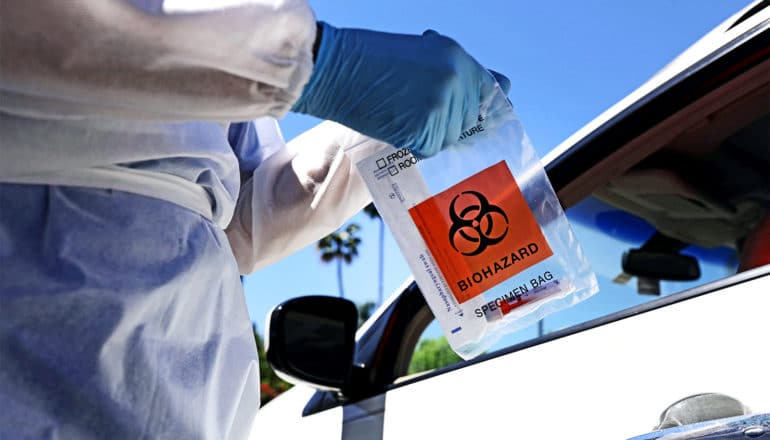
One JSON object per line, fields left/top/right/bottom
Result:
{"left": 292, "top": 22, "right": 510, "bottom": 158}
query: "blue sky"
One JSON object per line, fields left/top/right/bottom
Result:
{"left": 244, "top": 0, "right": 749, "bottom": 340}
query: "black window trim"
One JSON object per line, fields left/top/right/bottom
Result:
{"left": 546, "top": 22, "right": 770, "bottom": 193}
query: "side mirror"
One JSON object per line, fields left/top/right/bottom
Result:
{"left": 622, "top": 249, "right": 701, "bottom": 281}
{"left": 266, "top": 296, "right": 358, "bottom": 392}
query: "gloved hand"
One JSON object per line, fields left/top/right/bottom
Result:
{"left": 292, "top": 22, "right": 510, "bottom": 158}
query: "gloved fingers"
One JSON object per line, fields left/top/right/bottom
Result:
{"left": 295, "top": 23, "right": 507, "bottom": 158}
{"left": 419, "top": 34, "right": 509, "bottom": 146}
{"left": 418, "top": 110, "right": 446, "bottom": 158}
{"left": 423, "top": 29, "right": 509, "bottom": 96}
{"left": 489, "top": 69, "right": 511, "bottom": 95}
{"left": 461, "top": 97, "right": 484, "bottom": 137}
{"left": 460, "top": 68, "right": 498, "bottom": 132}
{"left": 421, "top": 28, "right": 488, "bottom": 150}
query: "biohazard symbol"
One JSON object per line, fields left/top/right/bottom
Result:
{"left": 448, "top": 191, "right": 509, "bottom": 256}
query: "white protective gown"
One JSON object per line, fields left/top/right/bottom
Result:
{"left": 0, "top": 0, "right": 388, "bottom": 437}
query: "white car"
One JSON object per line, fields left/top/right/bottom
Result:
{"left": 254, "top": 2, "right": 770, "bottom": 438}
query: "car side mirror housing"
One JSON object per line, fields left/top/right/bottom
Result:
{"left": 266, "top": 296, "right": 358, "bottom": 392}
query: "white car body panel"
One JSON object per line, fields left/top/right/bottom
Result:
{"left": 253, "top": 271, "right": 770, "bottom": 439}
{"left": 251, "top": 385, "right": 342, "bottom": 439}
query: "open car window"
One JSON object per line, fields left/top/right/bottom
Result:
{"left": 403, "top": 195, "right": 741, "bottom": 378}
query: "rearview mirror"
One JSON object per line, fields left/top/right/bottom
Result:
{"left": 266, "top": 296, "right": 358, "bottom": 392}
{"left": 622, "top": 249, "right": 701, "bottom": 281}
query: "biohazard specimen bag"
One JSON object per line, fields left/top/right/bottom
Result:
{"left": 351, "top": 85, "right": 598, "bottom": 359}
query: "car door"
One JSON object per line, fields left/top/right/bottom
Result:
{"left": 254, "top": 266, "right": 770, "bottom": 439}
{"left": 380, "top": 269, "right": 770, "bottom": 439}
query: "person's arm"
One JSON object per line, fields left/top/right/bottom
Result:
{"left": 225, "top": 121, "right": 389, "bottom": 274}
{"left": 0, "top": 0, "right": 316, "bottom": 120}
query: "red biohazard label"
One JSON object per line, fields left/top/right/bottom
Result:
{"left": 408, "top": 161, "right": 553, "bottom": 304}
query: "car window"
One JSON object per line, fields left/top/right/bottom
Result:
{"left": 403, "top": 195, "right": 739, "bottom": 377}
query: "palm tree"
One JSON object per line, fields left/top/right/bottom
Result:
{"left": 317, "top": 223, "right": 362, "bottom": 298}
{"left": 363, "top": 203, "right": 385, "bottom": 306}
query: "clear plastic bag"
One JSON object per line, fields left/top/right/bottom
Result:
{"left": 351, "top": 87, "right": 598, "bottom": 359}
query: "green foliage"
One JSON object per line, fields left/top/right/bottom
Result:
{"left": 357, "top": 301, "right": 376, "bottom": 327}
{"left": 253, "top": 324, "right": 292, "bottom": 405}
{"left": 407, "top": 337, "right": 463, "bottom": 375}
{"left": 317, "top": 223, "right": 362, "bottom": 263}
